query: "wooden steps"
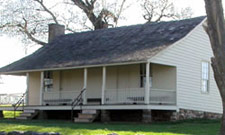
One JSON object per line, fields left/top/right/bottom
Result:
{"left": 74, "top": 109, "right": 99, "bottom": 123}
{"left": 16, "top": 109, "right": 38, "bottom": 120}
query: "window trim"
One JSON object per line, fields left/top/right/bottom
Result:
{"left": 44, "top": 71, "right": 53, "bottom": 92}
{"left": 140, "top": 64, "right": 146, "bottom": 88}
{"left": 201, "top": 61, "right": 210, "bottom": 94}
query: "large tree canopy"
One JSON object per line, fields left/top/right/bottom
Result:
{"left": 0, "top": 0, "right": 129, "bottom": 46}
{"left": 141, "top": 0, "right": 193, "bottom": 23}
{"left": 0, "top": 0, "right": 192, "bottom": 47}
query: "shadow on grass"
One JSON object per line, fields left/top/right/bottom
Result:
{"left": 0, "top": 119, "right": 220, "bottom": 135}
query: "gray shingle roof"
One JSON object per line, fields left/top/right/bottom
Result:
{"left": 0, "top": 16, "right": 205, "bottom": 73}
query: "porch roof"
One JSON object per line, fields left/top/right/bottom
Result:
{"left": 0, "top": 16, "right": 205, "bottom": 74}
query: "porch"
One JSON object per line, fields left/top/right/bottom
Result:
{"left": 27, "top": 63, "right": 177, "bottom": 107}
{"left": 42, "top": 88, "right": 176, "bottom": 105}
{"left": 0, "top": 104, "right": 177, "bottom": 111}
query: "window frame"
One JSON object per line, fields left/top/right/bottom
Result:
{"left": 140, "top": 64, "right": 146, "bottom": 88}
{"left": 44, "top": 71, "right": 53, "bottom": 92}
{"left": 201, "top": 61, "right": 210, "bottom": 93}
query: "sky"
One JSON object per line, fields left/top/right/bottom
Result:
{"left": 0, "top": 0, "right": 214, "bottom": 94}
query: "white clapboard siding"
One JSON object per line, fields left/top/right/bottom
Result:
{"left": 150, "top": 21, "right": 222, "bottom": 114}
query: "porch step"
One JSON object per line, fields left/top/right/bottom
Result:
{"left": 74, "top": 118, "right": 92, "bottom": 123}
{"left": 74, "top": 109, "right": 99, "bottom": 123}
{"left": 82, "top": 109, "right": 97, "bottom": 114}
{"left": 15, "top": 109, "right": 38, "bottom": 120}
{"left": 16, "top": 116, "right": 28, "bottom": 120}
{"left": 23, "top": 109, "right": 36, "bottom": 113}
{"left": 20, "top": 112, "right": 32, "bottom": 117}
{"left": 78, "top": 113, "right": 95, "bottom": 119}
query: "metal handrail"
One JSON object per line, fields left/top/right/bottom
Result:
{"left": 12, "top": 93, "right": 26, "bottom": 118}
{"left": 71, "top": 88, "right": 86, "bottom": 121}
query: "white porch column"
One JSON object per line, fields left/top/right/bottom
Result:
{"left": 145, "top": 62, "right": 150, "bottom": 104}
{"left": 26, "top": 73, "right": 29, "bottom": 105}
{"left": 101, "top": 66, "right": 106, "bottom": 105}
{"left": 40, "top": 71, "right": 44, "bottom": 105}
{"left": 83, "top": 68, "right": 87, "bottom": 104}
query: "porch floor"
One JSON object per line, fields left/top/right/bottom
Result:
{"left": 0, "top": 104, "right": 177, "bottom": 111}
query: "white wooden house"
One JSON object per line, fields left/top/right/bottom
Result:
{"left": 0, "top": 16, "right": 222, "bottom": 122}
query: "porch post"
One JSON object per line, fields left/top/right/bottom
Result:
{"left": 145, "top": 62, "right": 150, "bottom": 104}
{"left": 26, "top": 73, "right": 29, "bottom": 105}
{"left": 40, "top": 72, "right": 44, "bottom": 105}
{"left": 83, "top": 68, "right": 87, "bottom": 104}
{"left": 101, "top": 66, "right": 106, "bottom": 105}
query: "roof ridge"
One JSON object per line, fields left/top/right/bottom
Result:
{"left": 61, "top": 16, "right": 206, "bottom": 37}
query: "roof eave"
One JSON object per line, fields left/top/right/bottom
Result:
{"left": 0, "top": 60, "right": 148, "bottom": 75}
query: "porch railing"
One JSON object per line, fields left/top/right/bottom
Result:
{"left": 71, "top": 88, "right": 86, "bottom": 121}
{"left": 104, "top": 88, "right": 145, "bottom": 104}
{"left": 12, "top": 93, "right": 26, "bottom": 118}
{"left": 43, "top": 90, "right": 80, "bottom": 105}
{"left": 0, "top": 93, "right": 24, "bottom": 105}
{"left": 104, "top": 88, "right": 176, "bottom": 105}
{"left": 150, "top": 88, "right": 176, "bottom": 105}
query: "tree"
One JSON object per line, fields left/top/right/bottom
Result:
{"left": 69, "top": 0, "right": 127, "bottom": 29}
{"left": 0, "top": 0, "right": 192, "bottom": 47}
{"left": 0, "top": 0, "right": 129, "bottom": 46}
{"left": 203, "top": 0, "right": 225, "bottom": 134}
{"left": 141, "top": 0, "right": 193, "bottom": 23}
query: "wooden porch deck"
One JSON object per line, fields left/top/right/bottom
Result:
{"left": 0, "top": 104, "right": 178, "bottom": 111}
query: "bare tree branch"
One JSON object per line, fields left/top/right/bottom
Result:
{"left": 1, "top": 21, "right": 47, "bottom": 46}
{"left": 33, "top": 0, "right": 59, "bottom": 24}
{"left": 142, "top": 0, "right": 192, "bottom": 23}
{"left": 70, "top": 0, "right": 127, "bottom": 29}
{"left": 0, "top": 0, "right": 128, "bottom": 46}
{"left": 115, "top": 0, "right": 126, "bottom": 26}
{"left": 18, "top": 18, "right": 47, "bottom": 45}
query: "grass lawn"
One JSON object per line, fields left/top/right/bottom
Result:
{"left": 3, "top": 110, "right": 22, "bottom": 118}
{"left": 0, "top": 105, "right": 22, "bottom": 118}
{"left": 0, "top": 119, "right": 220, "bottom": 135}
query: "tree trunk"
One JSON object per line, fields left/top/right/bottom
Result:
{"left": 211, "top": 58, "right": 225, "bottom": 135}
{"left": 204, "top": 0, "right": 225, "bottom": 135}
{"left": 221, "top": 103, "right": 225, "bottom": 135}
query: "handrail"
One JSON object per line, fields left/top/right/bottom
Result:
{"left": 12, "top": 93, "right": 26, "bottom": 119}
{"left": 71, "top": 88, "right": 86, "bottom": 121}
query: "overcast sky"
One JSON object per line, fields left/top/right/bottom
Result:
{"left": 0, "top": 0, "right": 216, "bottom": 94}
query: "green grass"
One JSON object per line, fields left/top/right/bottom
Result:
{"left": 0, "top": 119, "right": 221, "bottom": 135}
{"left": 3, "top": 111, "right": 22, "bottom": 118}
{"left": 0, "top": 105, "right": 22, "bottom": 118}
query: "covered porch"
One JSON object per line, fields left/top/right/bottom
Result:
{"left": 26, "top": 62, "right": 176, "bottom": 107}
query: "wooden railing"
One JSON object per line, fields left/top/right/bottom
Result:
{"left": 43, "top": 88, "right": 176, "bottom": 106}
{"left": 12, "top": 93, "right": 26, "bottom": 118}
{"left": 71, "top": 88, "right": 86, "bottom": 121}
{"left": 0, "top": 93, "right": 24, "bottom": 105}
{"left": 150, "top": 88, "right": 176, "bottom": 105}
{"left": 104, "top": 88, "right": 176, "bottom": 105}
{"left": 43, "top": 90, "right": 80, "bottom": 105}
{"left": 104, "top": 88, "right": 145, "bottom": 104}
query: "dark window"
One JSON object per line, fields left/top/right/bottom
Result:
{"left": 140, "top": 64, "right": 146, "bottom": 88}
{"left": 44, "top": 71, "right": 53, "bottom": 91}
{"left": 44, "top": 71, "right": 53, "bottom": 79}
